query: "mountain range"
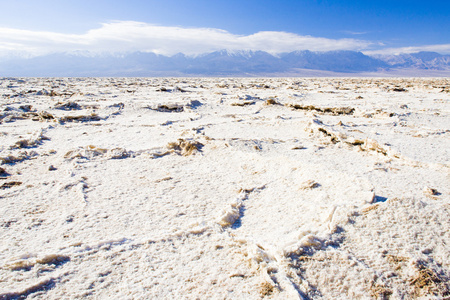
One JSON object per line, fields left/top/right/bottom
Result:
{"left": 1, "top": 50, "right": 449, "bottom": 77}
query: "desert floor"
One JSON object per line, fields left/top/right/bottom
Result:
{"left": 0, "top": 77, "right": 449, "bottom": 299}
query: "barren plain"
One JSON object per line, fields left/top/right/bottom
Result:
{"left": 0, "top": 77, "right": 449, "bottom": 299}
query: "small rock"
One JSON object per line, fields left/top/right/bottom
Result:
{"left": 0, "top": 181, "right": 22, "bottom": 189}
{"left": 36, "top": 89, "right": 50, "bottom": 96}
{"left": 392, "top": 87, "right": 407, "bottom": 92}
{"left": 292, "top": 146, "right": 306, "bottom": 150}
{"left": 265, "top": 98, "right": 280, "bottom": 105}
{"left": 19, "top": 105, "right": 33, "bottom": 112}
{"left": 48, "top": 165, "right": 57, "bottom": 171}
{"left": 421, "top": 248, "right": 433, "bottom": 254}
{"left": 54, "top": 101, "right": 81, "bottom": 111}
{"left": 423, "top": 186, "right": 440, "bottom": 196}
{"left": 0, "top": 167, "right": 7, "bottom": 175}
{"left": 300, "top": 180, "right": 320, "bottom": 189}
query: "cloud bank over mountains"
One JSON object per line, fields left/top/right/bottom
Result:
{"left": 1, "top": 21, "right": 450, "bottom": 58}
{"left": 1, "top": 21, "right": 450, "bottom": 76}
{"left": 0, "top": 21, "right": 383, "bottom": 57}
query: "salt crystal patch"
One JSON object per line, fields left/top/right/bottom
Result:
{"left": 217, "top": 198, "right": 243, "bottom": 227}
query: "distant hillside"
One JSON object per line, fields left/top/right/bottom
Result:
{"left": 1, "top": 50, "right": 449, "bottom": 77}
{"left": 372, "top": 51, "right": 450, "bottom": 70}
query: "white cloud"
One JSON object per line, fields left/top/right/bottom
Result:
{"left": 0, "top": 21, "right": 374, "bottom": 57}
{"left": 2, "top": 21, "right": 448, "bottom": 58}
{"left": 364, "top": 44, "right": 450, "bottom": 55}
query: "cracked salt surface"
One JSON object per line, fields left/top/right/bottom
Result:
{"left": 0, "top": 77, "right": 449, "bottom": 299}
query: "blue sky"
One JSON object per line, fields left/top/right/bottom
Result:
{"left": 0, "top": 0, "right": 449, "bottom": 56}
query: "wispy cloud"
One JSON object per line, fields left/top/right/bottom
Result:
{"left": 341, "top": 30, "right": 368, "bottom": 35}
{"left": 0, "top": 21, "right": 373, "bottom": 57}
{"left": 364, "top": 44, "right": 450, "bottom": 55}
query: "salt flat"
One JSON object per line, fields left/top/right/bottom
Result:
{"left": 0, "top": 77, "right": 449, "bottom": 299}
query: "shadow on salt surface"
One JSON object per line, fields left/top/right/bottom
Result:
{"left": 0, "top": 278, "right": 57, "bottom": 300}
{"left": 0, "top": 167, "right": 10, "bottom": 178}
{"left": 373, "top": 195, "right": 388, "bottom": 203}
{"left": 189, "top": 100, "right": 203, "bottom": 109}
{"left": 231, "top": 205, "right": 245, "bottom": 229}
